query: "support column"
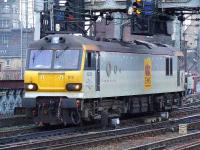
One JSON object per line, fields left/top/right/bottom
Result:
{"left": 34, "top": 0, "right": 44, "bottom": 40}
{"left": 34, "top": 12, "right": 41, "bottom": 40}
{"left": 172, "top": 16, "right": 181, "bottom": 50}
{"left": 50, "top": 0, "right": 54, "bottom": 32}
{"left": 113, "top": 12, "right": 123, "bottom": 40}
{"left": 197, "top": 30, "right": 200, "bottom": 73}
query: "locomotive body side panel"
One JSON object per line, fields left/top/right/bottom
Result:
{"left": 81, "top": 50, "right": 184, "bottom": 99}
{"left": 95, "top": 51, "right": 184, "bottom": 98}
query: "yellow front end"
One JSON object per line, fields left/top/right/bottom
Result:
{"left": 24, "top": 48, "right": 86, "bottom": 98}
{"left": 23, "top": 69, "right": 84, "bottom": 125}
{"left": 24, "top": 70, "right": 83, "bottom": 93}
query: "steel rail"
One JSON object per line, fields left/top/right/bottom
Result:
{"left": 170, "top": 105, "right": 200, "bottom": 118}
{"left": 0, "top": 128, "right": 172, "bottom": 150}
{"left": 172, "top": 139, "right": 200, "bottom": 150}
{"left": 0, "top": 125, "right": 91, "bottom": 145}
{"left": 0, "top": 125, "right": 37, "bottom": 138}
{"left": 0, "top": 115, "right": 33, "bottom": 128}
{"left": 128, "top": 130, "right": 200, "bottom": 150}
{"left": 41, "top": 128, "right": 169, "bottom": 150}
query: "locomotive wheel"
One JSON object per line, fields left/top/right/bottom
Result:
{"left": 101, "top": 110, "right": 109, "bottom": 129}
{"left": 154, "top": 95, "right": 164, "bottom": 112}
{"left": 25, "top": 108, "right": 33, "bottom": 118}
{"left": 164, "top": 94, "right": 173, "bottom": 111}
{"left": 70, "top": 110, "right": 81, "bottom": 125}
{"left": 174, "top": 93, "right": 181, "bottom": 107}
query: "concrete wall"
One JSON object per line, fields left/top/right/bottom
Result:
{"left": 0, "top": 89, "right": 23, "bottom": 117}
{"left": 0, "top": 58, "right": 21, "bottom": 80}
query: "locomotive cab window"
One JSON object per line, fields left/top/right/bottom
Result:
{"left": 85, "top": 51, "right": 96, "bottom": 70}
{"left": 27, "top": 49, "right": 82, "bottom": 70}
{"left": 166, "top": 57, "right": 173, "bottom": 76}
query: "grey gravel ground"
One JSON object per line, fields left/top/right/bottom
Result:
{"left": 84, "top": 132, "right": 182, "bottom": 150}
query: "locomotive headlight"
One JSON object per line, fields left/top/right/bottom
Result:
{"left": 28, "top": 84, "right": 34, "bottom": 89}
{"left": 52, "top": 37, "right": 59, "bottom": 44}
{"left": 25, "top": 83, "right": 38, "bottom": 91}
{"left": 66, "top": 83, "right": 82, "bottom": 91}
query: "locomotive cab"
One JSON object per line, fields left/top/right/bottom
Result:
{"left": 23, "top": 35, "right": 88, "bottom": 125}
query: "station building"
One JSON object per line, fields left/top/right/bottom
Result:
{"left": 0, "top": 0, "right": 34, "bottom": 80}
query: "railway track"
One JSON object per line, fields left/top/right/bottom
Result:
{"left": 1, "top": 114, "right": 200, "bottom": 149}
{"left": 45, "top": 121, "right": 200, "bottom": 150}
{"left": 0, "top": 125, "right": 38, "bottom": 138}
{"left": 0, "top": 115, "right": 33, "bottom": 128}
{"left": 128, "top": 128, "right": 200, "bottom": 150}
{"left": 0, "top": 106, "right": 197, "bottom": 138}
{"left": 0, "top": 105, "right": 191, "bottom": 143}
{"left": 172, "top": 139, "right": 200, "bottom": 150}
{"left": 183, "top": 99, "right": 200, "bottom": 107}
{"left": 0, "top": 124, "right": 99, "bottom": 145}
{"left": 183, "top": 93, "right": 200, "bottom": 105}
{"left": 170, "top": 104, "right": 200, "bottom": 118}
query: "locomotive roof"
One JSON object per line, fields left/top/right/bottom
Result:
{"left": 29, "top": 34, "right": 177, "bottom": 56}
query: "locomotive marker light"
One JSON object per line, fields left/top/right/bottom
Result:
{"left": 28, "top": 84, "right": 34, "bottom": 90}
{"left": 66, "top": 83, "right": 82, "bottom": 91}
{"left": 52, "top": 37, "right": 60, "bottom": 44}
{"left": 25, "top": 83, "right": 38, "bottom": 91}
{"left": 50, "top": 37, "right": 66, "bottom": 44}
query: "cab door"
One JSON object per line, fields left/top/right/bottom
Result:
{"left": 84, "top": 51, "right": 100, "bottom": 93}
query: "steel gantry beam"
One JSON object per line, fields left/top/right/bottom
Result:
{"left": 85, "top": 0, "right": 127, "bottom": 11}
{"left": 85, "top": 0, "right": 200, "bottom": 12}
{"left": 158, "top": 0, "right": 200, "bottom": 10}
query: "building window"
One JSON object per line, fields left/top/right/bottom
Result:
{"left": 0, "top": 19, "right": 10, "bottom": 28}
{"left": 0, "top": 34, "right": 9, "bottom": 46}
{"left": 2, "top": 5, "right": 10, "bottom": 13}
{"left": 6, "top": 59, "right": 10, "bottom": 66}
{"left": 12, "top": 5, "right": 18, "bottom": 14}
{"left": 166, "top": 57, "right": 173, "bottom": 76}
